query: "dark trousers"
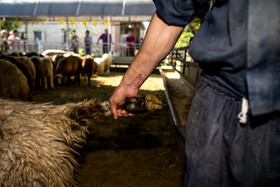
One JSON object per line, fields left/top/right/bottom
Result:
{"left": 184, "top": 73, "right": 280, "bottom": 187}
{"left": 126, "top": 45, "right": 135, "bottom": 56}
{"left": 102, "top": 44, "right": 110, "bottom": 54}
{"left": 85, "top": 46, "right": 91, "bottom": 55}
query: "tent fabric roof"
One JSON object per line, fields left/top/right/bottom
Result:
{"left": 0, "top": 0, "right": 156, "bottom": 17}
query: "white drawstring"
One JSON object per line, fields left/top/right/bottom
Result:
{"left": 238, "top": 98, "right": 249, "bottom": 124}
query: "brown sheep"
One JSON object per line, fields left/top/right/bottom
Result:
{"left": 9, "top": 51, "right": 24, "bottom": 56}
{"left": 0, "top": 59, "right": 29, "bottom": 99}
{"left": 30, "top": 56, "right": 54, "bottom": 90}
{"left": 0, "top": 55, "right": 36, "bottom": 96}
{"left": 15, "top": 56, "right": 36, "bottom": 92}
{"left": 29, "top": 56, "right": 41, "bottom": 89}
{"left": 82, "top": 55, "right": 97, "bottom": 86}
{"left": 25, "top": 51, "right": 43, "bottom": 58}
{"left": 55, "top": 55, "right": 82, "bottom": 85}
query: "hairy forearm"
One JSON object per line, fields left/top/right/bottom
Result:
{"left": 121, "top": 13, "right": 184, "bottom": 89}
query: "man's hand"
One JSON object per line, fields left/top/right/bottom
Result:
{"left": 109, "top": 82, "right": 139, "bottom": 119}
{"left": 109, "top": 13, "right": 184, "bottom": 119}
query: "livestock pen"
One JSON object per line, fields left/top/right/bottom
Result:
{"left": 29, "top": 71, "right": 187, "bottom": 186}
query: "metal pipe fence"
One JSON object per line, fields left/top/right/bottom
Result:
{"left": 165, "top": 46, "right": 202, "bottom": 91}
{"left": 1, "top": 40, "right": 139, "bottom": 57}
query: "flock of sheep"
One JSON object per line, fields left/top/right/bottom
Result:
{"left": 0, "top": 49, "right": 163, "bottom": 186}
{"left": 0, "top": 50, "right": 114, "bottom": 186}
{"left": 0, "top": 49, "right": 113, "bottom": 100}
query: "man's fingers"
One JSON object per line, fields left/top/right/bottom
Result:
{"left": 109, "top": 99, "right": 118, "bottom": 119}
{"left": 121, "top": 110, "right": 128, "bottom": 117}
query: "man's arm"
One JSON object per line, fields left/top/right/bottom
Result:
{"left": 96, "top": 35, "right": 102, "bottom": 44}
{"left": 109, "top": 13, "right": 184, "bottom": 119}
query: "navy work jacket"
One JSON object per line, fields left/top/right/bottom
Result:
{"left": 154, "top": 0, "right": 280, "bottom": 116}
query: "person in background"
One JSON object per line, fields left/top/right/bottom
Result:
{"left": 109, "top": 0, "right": 280, "bottom": 186}
{"left": 84, "top": 30, "right": 93, "bottom": 55}
{"left": 125, "top": 31, "right": 136, "bottom": 56}
{"left": 20, "top": 32, "right": 27, "bottom": 51}
{"left": 7, "top": 30, "right": 20, "bottom": 52}
{"left": 97, "top": 28, "right": 112, "bottom": 54}
{"left": 71, "top": 35, "right": 79, "bottom": 54}
{"left": 20, "top": 33, "right": 26, "bottom": 40}
{"left": 1, "top": 30, "right": 9, "bottom": 52}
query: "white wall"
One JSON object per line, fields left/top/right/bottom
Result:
{"left": 24, "top": 20, "right": 115, "bottom": 45}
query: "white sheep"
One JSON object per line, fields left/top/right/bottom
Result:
{"left": 0, "top": 94, "right": 163, "bottom": 186}
{"left": 94, "top": 53, "right": 113, "bottom": 75}
{"left": 42, "top": 49, "right": 66, "bottom": 58}
{"left": 0, "top": 99, "right": 111, "bottom": 186}
{"left": 94, "top": 57, "right": 105, "bottom": 75}
{"left": 102, "top": 53, "right": 113, "bottom": 73}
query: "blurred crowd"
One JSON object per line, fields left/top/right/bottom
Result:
{"left": 0, "top": 29, "right": 27, "bottom": 52}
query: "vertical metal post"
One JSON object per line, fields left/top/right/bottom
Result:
{"left": 107, "top": 16, "right": 111, "bottom": 53}
{"left": 182, "top": 48, "right": 187, "bottom": 75}
{"left": 66, "top": 17, "right": 69, "bottom": 51}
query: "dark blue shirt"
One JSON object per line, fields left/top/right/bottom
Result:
{"left": 154, "top": 0, "right": 280, "bottom": 116}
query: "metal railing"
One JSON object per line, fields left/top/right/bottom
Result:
{"left": 165, "top": 46, "right": 201, "bottom": 91}
{"left": 0, "top": 40, "right": 139, "bottom": 58}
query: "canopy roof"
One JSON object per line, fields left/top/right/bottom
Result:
{"left": 0, "top": 0, "right": 156, "bottom": 18}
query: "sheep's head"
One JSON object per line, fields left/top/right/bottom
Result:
{"left": 67, "top": 94, "right": 163, "bottom": 124}
{"left": 117, "top": 94, "right": 163, "bottom": 113}
{"left": 55, "top": 74, "right": 63, "bottom": 84}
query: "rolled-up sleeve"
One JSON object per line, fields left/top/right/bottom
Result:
{"left": 153, "top": 0, "right": 196, "bottom": 26}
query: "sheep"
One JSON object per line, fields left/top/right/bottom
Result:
{"left": 55, "top": 55, "right": 82, "bottom": 85}
{"left": 52, "top": 54, "right": 65, "bottom": 78}
{"left": 25, "top": 51, "right": 43, "bottom": 58}
{"left": 30, "top": 56, "right": 54, "bottom": 90}
{"left": 29, "top": 56, "right": 41, "bottom": 89}
{"left": 9, "top": 51, "right": 24, "bottom": 56}
{"left": 0, "top": 94, "right": 162, "bottom": 186}
{"left": 102, "top": 53, "right": 113, "bottom": 73}
{"left": 0, "top": 59, "right": 29, "bottom": 100}
{"left": 0, "top": 99, "right": 110, "bottom": 187}
{"left": 42, "top": 49, "right": 66, "bottom": 58}
{"left": 94, "top": 57, "right": 105, "bottom": 75}
{"left": 40, "top": 57, "right": 54, "bottom": 89}
{"left": 82, "top": 55, "right": 97, "bottom": 86}
{"left": 0, "top": 55, "right": 36, "bottom": 96}
{"left": 94, "top": 53, "right": 113, "bottom": 75}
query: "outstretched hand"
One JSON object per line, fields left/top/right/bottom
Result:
{"left": 109, "top": 83, "right": 139, "bottom": 119}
